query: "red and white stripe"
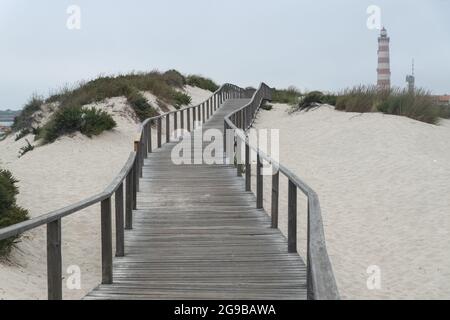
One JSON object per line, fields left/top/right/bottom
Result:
{"left": 377, "top": 28, "right": 391, "bottom": 90}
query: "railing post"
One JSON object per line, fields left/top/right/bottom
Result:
{"left": 101, "top": 197, "right": 113, "bottom": 284}
{"left": 143, "top": 126, "right": 148, "bottom": 158}
{"left": 307, "top": 199, "right": 312, "bottom": 300}
{"left": 134, "top": 141, "right": 140, "bottom": 189}
{"left": 174, "top": 111, "right": 178, "bottom": 139}
{"left": 140, "top": 139, "right": 144, "bottom": 178}
{"left": 47, "top": 219, "right": 62, "bottom": 300}
{"left": 157, "top": 117, "right": 162, "bottom": 148}
{"left": 193, "top": 106, "right": 197, "bottom": 129}
{"left": 187, "top": 108, "right": 191, "bottom": 132}
{"left": 202, "top": 103, "right": 206, "bottom": 123}
{"left": 206, "top": 100, "right": 210, "bottom": 119}
{"left": 166, "top": 114, "right": 170, "bottom": 143}
{"left": 197, "top": 105, "right": 201, "bottom": 125}
{"left": 133, "top": 158, "right": 137, "bottom": 209}
{"left": 180, "top": 109, "right": 184, "bottom": 132}
{"left": 271, "top": 170, "right": 279, "bottom": 228}
{"left": 237, "top": 136, "right": 242, "bottom": 177}
{"left": 125, "top": 168, "right": 133, "bottom": 230}
{"left": 147, "top": 121, "right": 152, "bottom": 153}
{"left": 223, "top": 122, "right": 228, "bottom": 161}
{"left": 288, "top": 180, "right": 297, "bottom": 253}
{"left": 257, "top": 154, "right": 263, "bottom": 209}
{"left": 115, "top": 182, "right": 124, "bottom": 257}
{"left": 245, "top": 143, "right": 251, "bottom": 191}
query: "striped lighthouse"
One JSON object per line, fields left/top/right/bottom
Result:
{"left": 377, "top": 27, "right": 391, "bottom": 90}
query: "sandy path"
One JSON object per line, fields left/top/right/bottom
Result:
{"left": 252, "top": 103, "right": 450, "bottom": 299}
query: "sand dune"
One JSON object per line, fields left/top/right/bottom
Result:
{"left": 253, "top": 103, "right": 450, "bottom": 299}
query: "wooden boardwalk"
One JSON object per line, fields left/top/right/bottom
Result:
{"left": 85, "top": 99, "right": 307, "bottom": 300}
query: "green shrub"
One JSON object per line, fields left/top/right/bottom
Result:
{"left": 0, "top": 169, "right": 29, "bottom": 257}
{"left": 186, "top": 75, "right": 219, "bottom": 92}
{"left": 261, "top": 102, "right": 273, "bottom": 111}
{"left": 18, "top": 139, "right": 34, "bottom": 158}
{"left": 39, "top": 106, "right": 116, "bottom": 143}
{"left": 272, "top": 87, "right": 302, "bottom": 105}
{"left": 41, "top": 105, "right": 84, "bottom": 142}
{"left": 438, "top": 105, "right": 450, "bottom": 119}
{"left": 12, "top": 95, "right": 43, "bottom": 131}
{"left": 322, "top": 94, "right": 338, "bottom": 106}
{"left": 125, "top": 89, "right": 158, "bottom": 121}
{"left": 291, "top": 91, "right": 337, "bottom": 112}
{"left": 163, "top": 70, "right": 186, "bottom": 88}
{"left": 81, "top": 108, "right": 117, "bottom": 137}
{"left": 32, "top": 126, "right": 41, "bottom": 137}
{"left": 15, "top": 128, "right": 31, "bottom": 141}
{"left": 172, "top": 91, "right": 192, "bottom": 109}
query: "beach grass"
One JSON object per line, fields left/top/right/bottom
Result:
{"left": 0, "top": 169, "right": 29, "bottom": 257}
{"left": 335, "top": 86, "right": 441, "bottom": 124}
{"left": 272, "top": 86, "right": 302, "bottom": 105}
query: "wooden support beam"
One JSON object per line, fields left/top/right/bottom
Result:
{"left": 271, "top": 170, "right": 279, "bottom": 228}
{"left": 257, "top": 154, "right": 263, "bottom": 209}
{"left": 101, "top": 197, "right": 113, "bottom": 284}
{"left": 47, "top": 219, "right": 62, "bottom": 300}
{"left": 288, "top": 180, "right": 297, "bottom": 253}
{"left": 115, "top": 183, "right": 124, "bottom": 257}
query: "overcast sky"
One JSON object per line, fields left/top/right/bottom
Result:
{"left": 1, "top": 0, "right": 449, "bottom": 110}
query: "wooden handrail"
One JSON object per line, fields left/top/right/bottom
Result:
{"left": 223, "top": 83, "right": 340, "bottom": 300}
{"left": 0, "top": 83, "right": 243, "bottom": 300}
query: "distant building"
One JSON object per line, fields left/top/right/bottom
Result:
{"left": 436, "top": 95, "right": 450, "bottom": 105}
{"left": 377, "top": 27, "right": 391, "bottom": 90}
{"left": 0, "top": 125, "right": 12, "bottom": 135}
{"left": 406, "top": 59, "right": 415, "bottom": 93}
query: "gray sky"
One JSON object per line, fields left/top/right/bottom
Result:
{"left": 1, "top": 0, "right": 449, "bottom": 110}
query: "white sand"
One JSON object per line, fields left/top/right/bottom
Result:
{"left": 0, "top": 86, "right": 213, "bottom": 299}
{"left": 253, "top": 103, "right": 450, "bottom": 299}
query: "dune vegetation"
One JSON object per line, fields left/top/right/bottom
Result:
{"left": 335, "top": 86, "right": 448, "bottom": 124}
{"left": 271, "top": 86, "right": 302, "bottom": 105}
{"left": 11, "top": 70, "right": 219, "bottom": 144}
{"left": 0, "top": 169, "right": 29, "bottom": 257}
{"left": 281, "top": 84, "right": 449, "bottom": 125}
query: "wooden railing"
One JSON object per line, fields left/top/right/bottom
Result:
{"left": 0, "top": 83, "right": 243, "bottom": 300}
{"left": 223, "top": 83, "right": 340, "bottom": 300}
